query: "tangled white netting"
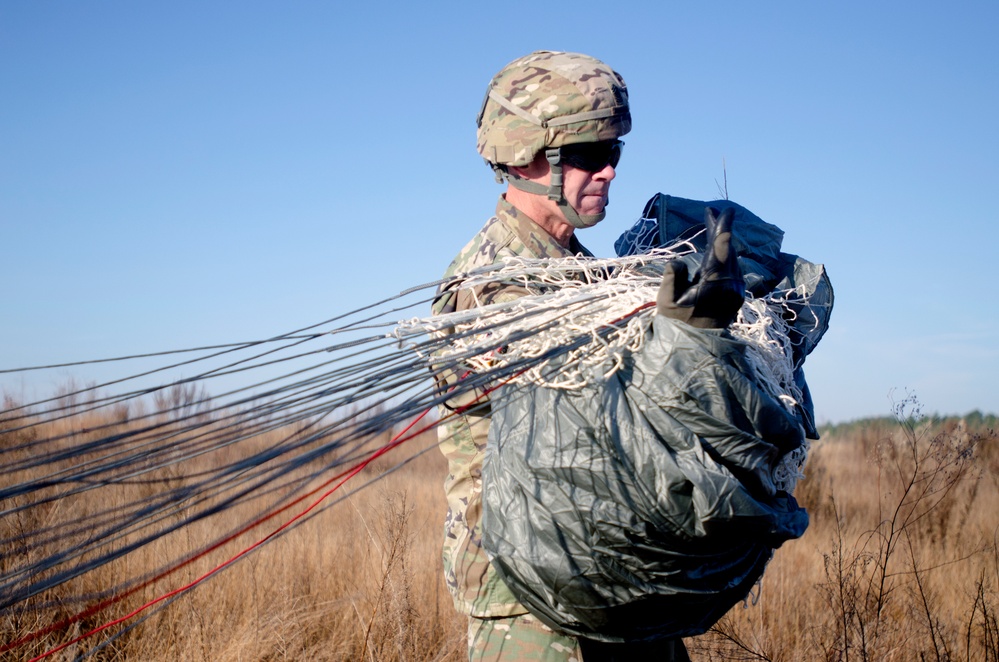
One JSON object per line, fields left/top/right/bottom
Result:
{"left": 396, "top": 246, "right": 815, "bottom": 492}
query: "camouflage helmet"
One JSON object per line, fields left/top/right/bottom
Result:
{"left": 476, "top": 51, "right": 631, "bottom": 229}
{"left": 476, "top": 50, "right": 631, "bottom": 166}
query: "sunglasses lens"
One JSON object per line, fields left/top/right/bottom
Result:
{"left": 561, "top": 141, "right": 623, "bottom": 172}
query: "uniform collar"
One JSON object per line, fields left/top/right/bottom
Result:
{"left": 495, "top": 196, "right": 593, "bottom": 258}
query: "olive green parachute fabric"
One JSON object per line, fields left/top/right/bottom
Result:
{"left": 480, "top": 195, "right": 831, "bottom": 642}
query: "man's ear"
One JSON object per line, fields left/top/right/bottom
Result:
{"left": 506, "top": 164, "right": 530, "bottom": 180}
{"left": 509, "top": 153, "right": 551, "bottom": 181}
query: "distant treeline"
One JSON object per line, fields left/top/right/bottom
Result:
{"left": 819, "top": 409, "right": 998, "bottom": 439}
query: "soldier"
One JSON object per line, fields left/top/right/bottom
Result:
{"left": 433, "top": 51, "right": 691, "bottom": 661}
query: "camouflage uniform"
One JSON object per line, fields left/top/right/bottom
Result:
{"left": 434, "top": 196, "right": 592, "bottom": 659}
{"left": 439, "top": 50, "right": 645, "bottom": 660}
{"left": 468, "top": 612, "right": 582, "bottom": 662}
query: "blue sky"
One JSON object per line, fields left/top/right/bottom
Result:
{"left": 2, "top": 2, "right": 997, "bottom": 424}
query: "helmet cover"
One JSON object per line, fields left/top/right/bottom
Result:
{"left": 477, "top": 51, "right": 631, "bottom": 167}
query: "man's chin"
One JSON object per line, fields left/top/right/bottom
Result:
{"left": 576, "top": 195, "right": 608, "bottom": 215}
{"left": 579, "top": 204, "right": 608, "bottom": 216}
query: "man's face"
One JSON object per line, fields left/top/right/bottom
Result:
{"left": 562, "top": 161, "right": 616, "bottom": 217}
{"left": 504, "top": 140, "right": 622, "bottom": 236}
{"left": 558, "top": 139, "right": 621, "bottom": 217}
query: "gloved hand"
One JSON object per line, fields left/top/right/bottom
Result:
{"left": 657, "top": 206, "right": 746, "bottom": 329}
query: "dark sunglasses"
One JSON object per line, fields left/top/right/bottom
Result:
{"left": 560, "top": 140, "right": 623, "bottom": 172}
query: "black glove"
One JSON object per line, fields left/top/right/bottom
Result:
{"left": 657, "top": 206, "right": 746, "bottom": 329}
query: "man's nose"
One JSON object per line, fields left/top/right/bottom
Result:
{"left": 594, "top": 164, "right": 616, "bottom": 181}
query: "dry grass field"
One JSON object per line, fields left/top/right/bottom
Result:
{"left": 690, "top": 407, "right": 999, "bottom": 661}
{"left": 2, "top": 394, "right": 997, "bottom": 661}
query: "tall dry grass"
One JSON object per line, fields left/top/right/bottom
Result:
{"left": 2, "top": 392, "right": 997, "bottom": 661}
{"left": 0, "top": 392, "right": 466, "bottom": 661}
{"left": 114, "top": 445, "right": 468, "bottom": 662}
{"left": 689, "top": 401, "right": 999, "bottom": 661}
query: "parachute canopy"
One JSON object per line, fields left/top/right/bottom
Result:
{"left": 480, "top": 194, "right": 833, "bottom": 642}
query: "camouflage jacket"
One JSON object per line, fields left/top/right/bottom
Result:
{"left": 434, "top": 196, "right": 593, "bottom": 617}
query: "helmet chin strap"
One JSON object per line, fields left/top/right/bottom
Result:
{"left": 544, "top": 149, "right": 605, "bottom": 229}
{"left": 503, "top": 148, "right": 605, "bottom": 230}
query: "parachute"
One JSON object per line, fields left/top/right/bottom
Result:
{"left": 478, "top": 194, "right": 833, "bottom": 641}
{"left": 0, "top": 193, "right": 831, "bottom": 656}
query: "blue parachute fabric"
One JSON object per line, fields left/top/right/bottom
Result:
{"left": 617, "top": 193, "right": 834, "bottom": 436}
{"left": 616, "top": 193, "right": 785, "bottom": 297}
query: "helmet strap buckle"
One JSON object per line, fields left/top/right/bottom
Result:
{"left": 545, "top": 148, "right": 563, "bottom": 202}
